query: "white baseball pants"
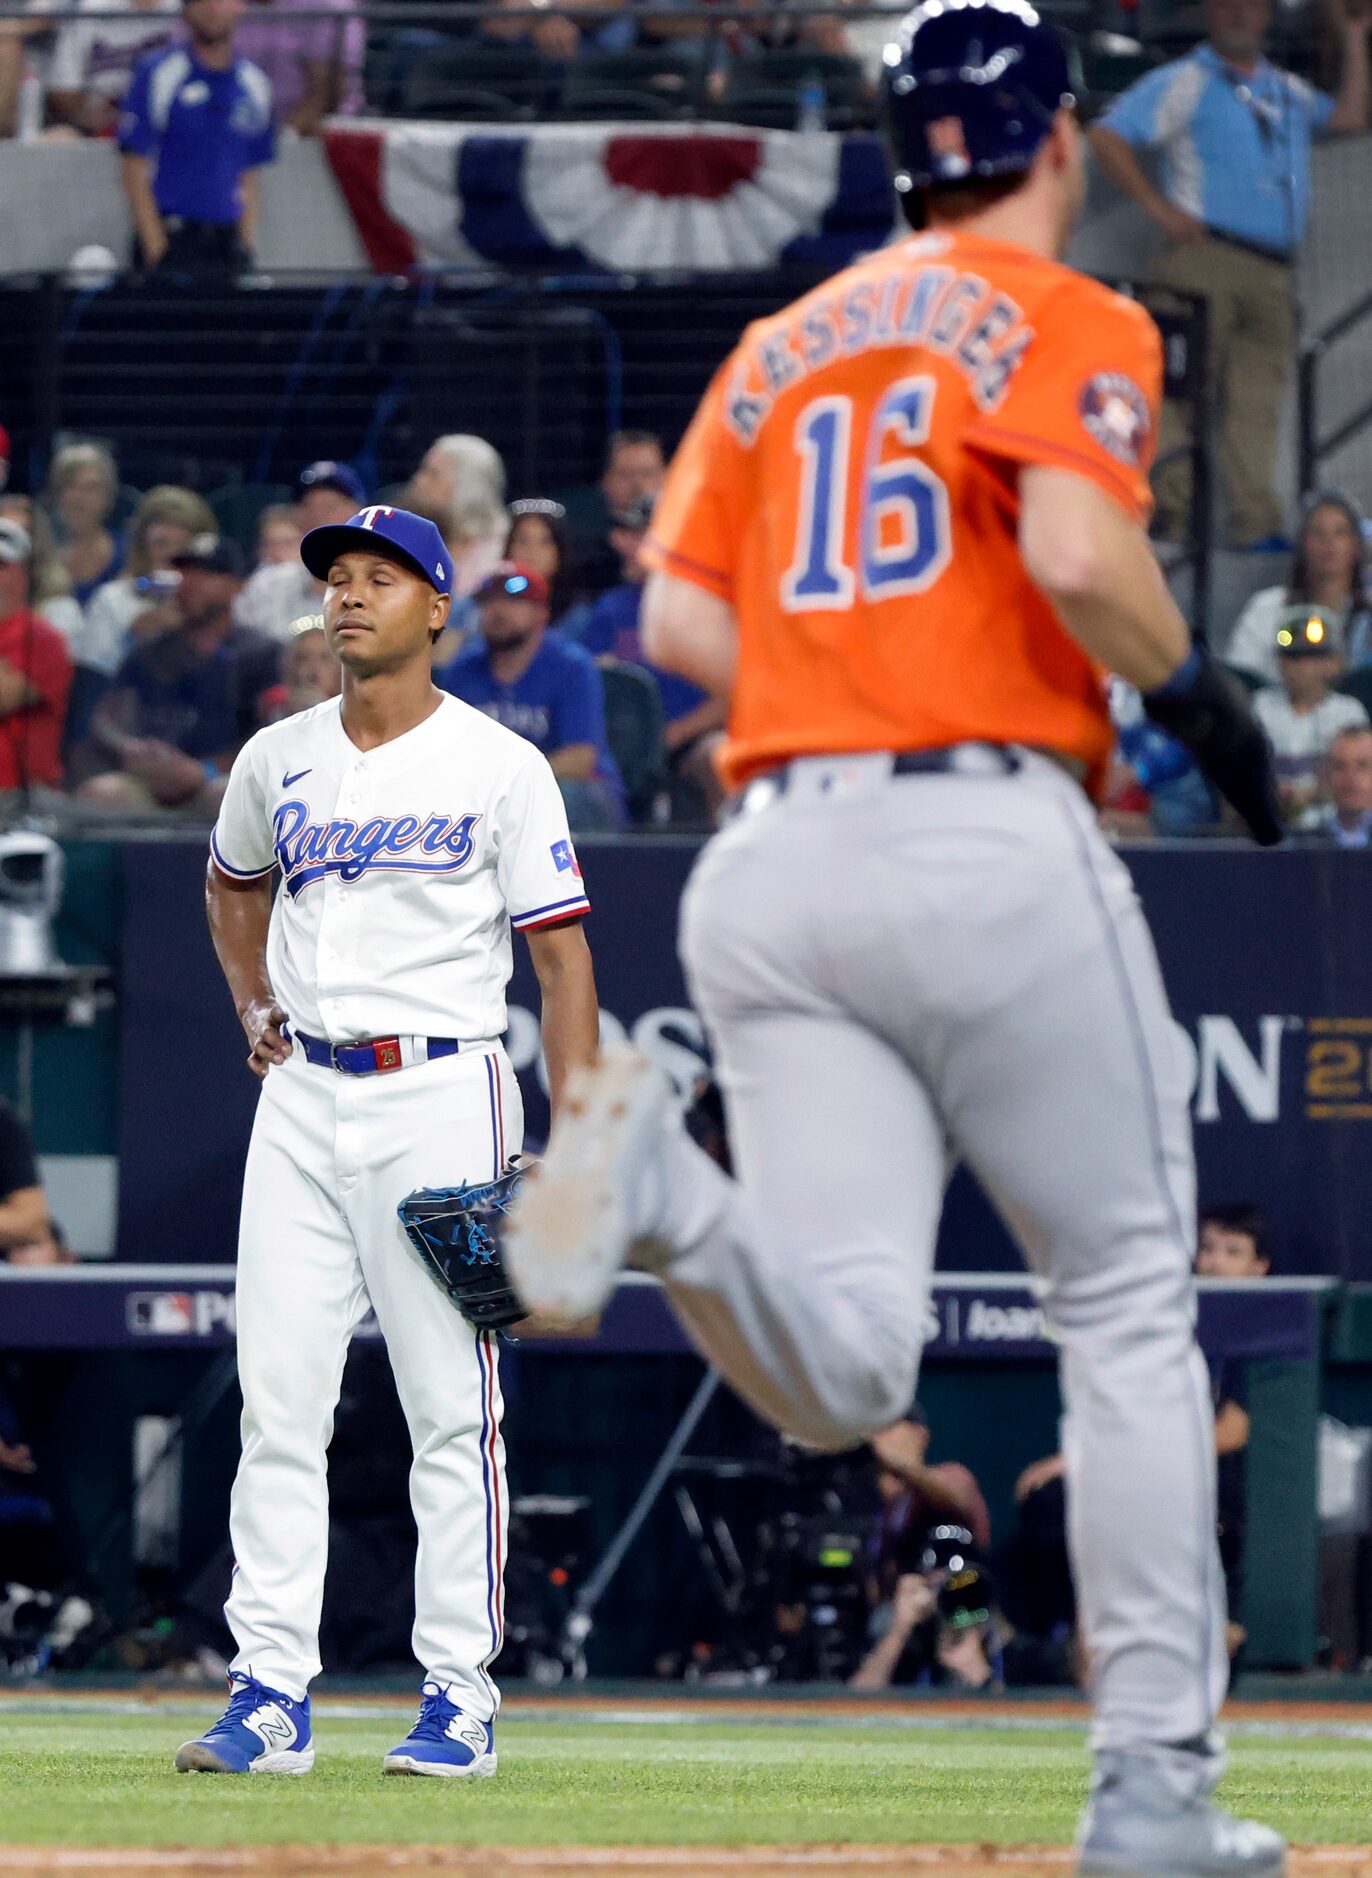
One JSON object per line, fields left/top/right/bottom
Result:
{"left": 647, "top": 750, "right": 1227, "bottom": 1754}
{"left": 224, "top": 1042, "right": 521, "bottom": 1714}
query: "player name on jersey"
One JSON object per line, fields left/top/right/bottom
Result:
{"left": 726, "top": 238, "right": 1032, "bottom": 444}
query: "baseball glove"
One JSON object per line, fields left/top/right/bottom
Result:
{"left": 397, "top": 1165, "right": 528, "bottom": 1334}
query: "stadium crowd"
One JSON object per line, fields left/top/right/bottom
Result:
{"left": 0, "top": 0, "right": 907, "bottom": 145}
{"left": 0, "top": 419, "right": 1369, "bottom": 836}
{"left": 0, "top": 425, "right": 746, "bottom": 828}
{"left": 0, "top": 0, "right": 1365, "bottom": 833}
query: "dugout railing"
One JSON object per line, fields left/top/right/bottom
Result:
{"left": 1298, "top": 282, "right": 1372, "bottom": 496}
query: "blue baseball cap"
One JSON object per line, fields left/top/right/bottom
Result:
{"left": 300, "top": 506, "right": 455, "bottom": 595}
{"left": 298, "top": 459, "right": 367, "bottom": 504}
{"left": 885, "top": 0, "right": 1075, "bottom": 194}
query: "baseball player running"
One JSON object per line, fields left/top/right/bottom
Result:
{"left": 179, "top": 506, "right": 599, "bottom": 1778}
{"left": 507, "top": 5, "right": 1286, "bottom": 1872}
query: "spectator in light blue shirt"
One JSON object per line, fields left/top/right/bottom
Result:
{"left": 1090, "top": 0, "right": 1369, "bottom": 548}
{"left": 438, "top": 562, "right": 626, "bottom": 831}
{"left": 117, "top": 0, "right": 274, "bottom": 281}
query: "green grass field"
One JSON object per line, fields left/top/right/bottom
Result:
{"left": 1, "top": 1698, "right": 1370, "bottom": 1853}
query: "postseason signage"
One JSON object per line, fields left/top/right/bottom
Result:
{"left": 0, "top": 1268, "right": 1324, "bottom": 1365}
{"left": 120, "top": 839, "right": 1372, "bottom": 1278}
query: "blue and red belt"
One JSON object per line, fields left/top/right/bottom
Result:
{"left": 285, "top": 1027, "right": 484, "bottom": 1076}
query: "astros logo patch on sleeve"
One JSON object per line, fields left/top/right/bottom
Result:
{"left": 1078, "top": 373, "right": 1151, "bottom": 466}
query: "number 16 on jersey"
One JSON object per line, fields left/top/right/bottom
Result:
{"left": 782, "top": 377, "right": 952, "bottom": 612}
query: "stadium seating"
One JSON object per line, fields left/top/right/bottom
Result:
{"left": 719, "top": 51, "right": 871, "bottom": 132}
{"left": 400, "top": 42, "right": 556, "bottom": 123}
{"left": 598, "top": 657, "right": 669, "bottom": 824}
{"left": 557, "top": 48, "right": 705, "bottom": 123}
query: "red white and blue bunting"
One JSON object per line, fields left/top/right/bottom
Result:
{"left": 322, "top": 120, "right": 896, "bottom": 275}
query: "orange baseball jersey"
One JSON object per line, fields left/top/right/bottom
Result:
{"left": 643, "top": 229, "right": 1164, "bottom": 795}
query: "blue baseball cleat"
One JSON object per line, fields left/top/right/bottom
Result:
{"left": 382, "top": 1682, "right": 497, "bottom": 1778}
{"left": 175, "top": 1673, "right": 314, "bottom": 1774}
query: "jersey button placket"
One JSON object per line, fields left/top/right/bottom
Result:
{"left": 325, "top": 761, "right": 370, "bottom": 1039}
{"left": 316, "top": 769, "right": 355, "bottom": 1036}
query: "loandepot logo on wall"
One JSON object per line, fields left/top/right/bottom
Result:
{"left": 505, "top": 1006, "right": 1372, "bottom": 1127}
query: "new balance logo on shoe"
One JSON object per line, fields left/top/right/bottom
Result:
{"left": 244, "top": 1705, "right": 297, "bottom": 1753}
{"left": 444, "top": 1714, "right": 489, "bottom": 1754}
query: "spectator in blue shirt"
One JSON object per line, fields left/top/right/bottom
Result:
{"left": 1090, "top": 0, "right": 1369, "bottom": 548}
{"left": 438, "top": 562, "right": 625, "bottom": 830}
{"left": 574, "top": 494, "right": 726, "bottom": 818}
{"left": 117, "top": 0, "right": 275, "bottom": 281}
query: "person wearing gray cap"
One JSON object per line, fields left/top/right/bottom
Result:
{"left": 235, "top": 463, "right": 369, "bottom": 643}
{"left": 0, "top": 519, "right": 74, "bottom": 802}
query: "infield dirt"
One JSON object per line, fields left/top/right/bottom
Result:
{"left": 4, "top": 1848, "right": 1372, "bottom": 1877}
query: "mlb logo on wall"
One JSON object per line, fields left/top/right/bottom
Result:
{"left": 127, "top": 1292, "right": 194, "bottom": 1336}
{"left": 551, "top": 840, "right": 582, "bottom": 878}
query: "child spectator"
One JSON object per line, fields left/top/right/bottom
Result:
{"left": 1196, "top": 1201, "right": 1272, "bottom": 1626}
{"left": 1227, "top": 491, "right": 1370, "bottom": 683}
{"left": 1196, "top": 1201, "right": 1273, "bottom": 1278}
{"left": 1252, "top": 605, "right": 1368, "bottom": 828}
{"left": 1007, "top": 1203, "right": 1270, "bottom": 1662}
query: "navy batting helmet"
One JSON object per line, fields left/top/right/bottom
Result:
{"left": 884, "top": 0, "right": 1076, "bottom": 196}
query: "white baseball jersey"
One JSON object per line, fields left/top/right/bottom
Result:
{"left": 210, "top": 693, "right": 590, "bottom": 1042}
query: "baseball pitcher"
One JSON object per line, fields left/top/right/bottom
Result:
{"left": 179, "top": 506, "right": 599, "bottom": 1778}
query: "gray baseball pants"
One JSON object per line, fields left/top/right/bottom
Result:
{"left": 645, "top": 748, "right": 1227, "bottom": 1754}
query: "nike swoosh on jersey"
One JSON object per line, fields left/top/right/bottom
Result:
{"left": 282, "top": 768, "right": 312, "bottom": 788}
